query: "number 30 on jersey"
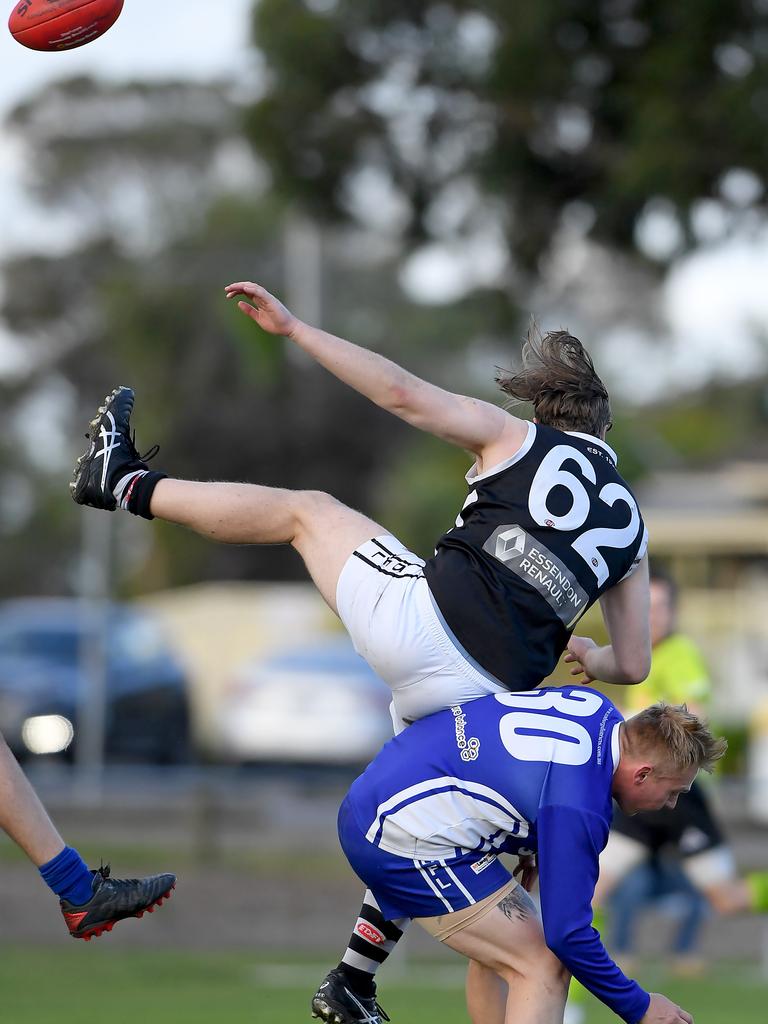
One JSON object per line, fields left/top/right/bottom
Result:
{"left": 496, "top": 688, "right": 605, "bottom": 765}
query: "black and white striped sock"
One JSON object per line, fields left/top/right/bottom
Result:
{"left": 337, "top": 891, "right": 408, "bottom": 997}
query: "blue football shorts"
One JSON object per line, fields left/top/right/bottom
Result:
{"left": 338, "top": 796, "right": 514, "bottom": 921}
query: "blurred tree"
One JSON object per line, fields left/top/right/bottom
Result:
{"left": 6, "top": 76, "right": 249, "bottom": 247}
{"left": 0, "top": 76, "right": 519, "bottom": 594}
{"left": 5, "top": 8, "right": 766, "bottom": 596}
{"left": 246, "top": 0, "right": 768, "bottom": 270}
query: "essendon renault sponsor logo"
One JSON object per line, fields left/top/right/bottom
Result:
{"left": 483, "top": 524, "right": 589, "bottom": 628}
{"left": 356, "top": 922, "right": 386, "bottom": 945}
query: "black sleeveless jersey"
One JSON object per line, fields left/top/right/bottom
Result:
{"left": 423, "top": 422, "right": 648, "bottom": 689}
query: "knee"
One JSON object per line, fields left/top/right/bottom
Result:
{"left": 500, "top": 960, "right": 570, "bottom": 1005}
{"left": 703, "top": 881, "right": 747, "bottom": 915}
{"left": 290, "top": 490, "right": 343, "bottom": 538}
{"left": 532, "top": 951, "right": 570, "bottom": 994}
{"left": 497, "top": 941, "right": 569, "bottom": 994}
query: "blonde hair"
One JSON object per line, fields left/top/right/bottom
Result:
{"left": 625, "top": 703, "right": 727, "bottom": 775}
{"left": 496, "top": 321, "right": 612, "bottom": 436}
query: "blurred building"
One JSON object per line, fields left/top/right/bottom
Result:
{"left": 143, "top": 582, "right": 342, "bottom": 754}
{"left": 638, "top": 461, "right": 768, "bottom": 723}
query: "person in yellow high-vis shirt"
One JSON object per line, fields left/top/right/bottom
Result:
{"left": 622, "top": 570, "right": 709, "bottom": 715}
{"left": 565, "top": 569, "right": 768, "bottom": 1024}
{"left": 599, "top": 568, "right": 767, "bottom": 916}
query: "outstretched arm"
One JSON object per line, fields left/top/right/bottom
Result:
{"left": 565, "top": 554, "right": 651, "bottom": 686}
{"left": 224, "top": 280, "right": 528, "bottom": 456}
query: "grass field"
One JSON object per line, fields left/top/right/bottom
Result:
{"left": 0, "top": 948, "right": 765, "bottom": 1024}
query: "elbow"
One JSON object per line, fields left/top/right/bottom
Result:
{"left": 388, "top": 382, "right": 410, "bottom": 409}
{"left": 544, "top": 931, "right": 572, "bottom": 968}
{"left": 542, "top": 920, "right": 569, "bottom": 962}
{"left": 387, "top": 381, "right": 417, "bottom": 418}
{"left": 386, "top": 369, "right": 434, "bottom": 423}
{"left": 615, "top": 651, "right": 651, "bottom": 685}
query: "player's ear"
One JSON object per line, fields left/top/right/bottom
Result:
{"left": 635, "top": 765, "right": 652, "bottom": 784}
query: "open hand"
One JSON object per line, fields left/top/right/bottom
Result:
{"left": 224, "top": 281, "right": 300, "bottom": 337}
{"left": 640, "top": 993, "right": 694, "bottom": 1024}
{"left": 564, "top": 635, "right": 597, "bottom": 684}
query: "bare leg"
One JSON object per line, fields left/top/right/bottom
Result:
{"left": 150, "top": 479, "right": 386, "bottom": 613}
{"left": 0, "top": 732, "right": 65, "bottom": 865}
{"left": 700, "top": 879, "right": 751, "bottom": 914}
{"left": 677, "top": 841, "right": 758, "bottom": 914}
{"left": 466, "top": 959, "right": 508, "bottom": 1024}
{"left": 440, "top": 886, "right": 570, "bottom": 1024}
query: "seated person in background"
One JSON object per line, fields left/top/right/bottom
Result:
{"left": 563, "top": 567, "right": 768, "bottom": 1023}
{"left": 599, "top": 567, "right": 768, "bottom": 919}
{"left": 607, "top": 856, "right": 709, "bottom": 977}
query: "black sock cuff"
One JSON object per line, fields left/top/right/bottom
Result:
{"left": 336, "top": 964, "right": 376, "bottom": 998}
{"left": 128, "top": 471, "right": 167, "bottom": 520}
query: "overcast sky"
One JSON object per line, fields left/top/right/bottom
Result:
{"left": 1, "top": 1, "right": 256, "bottom": 109}
{"left": 1, "top": 1, "right": 768, "bottom": 399}
{"left": 0, "top": 0, "right": 257, "bottom": 245}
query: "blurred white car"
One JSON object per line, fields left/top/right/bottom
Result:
{"left": 218, "top": 638, "right": 393, "bottom": 765}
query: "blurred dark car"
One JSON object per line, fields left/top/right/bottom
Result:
{"left": 218, "top": 637, "right": 393, "bottom": 766}
{"left": 0, "top": 599, "right": 192, "bottom": 764}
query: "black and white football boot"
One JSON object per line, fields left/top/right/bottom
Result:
{"left": 70, "top": 386, "right": 157, "bottom": 510}
{"left": 311, "top": 969, "right": 390, "bottom": 1024}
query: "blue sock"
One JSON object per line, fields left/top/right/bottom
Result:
{"left": 39, "top": 846, "right": 94, "bottom": 906}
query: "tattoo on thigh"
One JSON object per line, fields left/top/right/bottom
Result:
{"left": 498, "top": 885, "right": 537, "bottom": 923}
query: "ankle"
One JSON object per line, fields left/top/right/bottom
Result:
{"left": 336, "top": 963, "right": 376, "bottom": 998}
{"left": 125, "top": 470, "right": 167, "bottom": 519}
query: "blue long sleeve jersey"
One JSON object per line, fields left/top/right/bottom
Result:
{"left": 345, "top": 687, "right": 651, "bottom": 1024}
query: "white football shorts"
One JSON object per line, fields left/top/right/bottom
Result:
{"left": 335, "top": 535, "right": 506, "bottom": 733}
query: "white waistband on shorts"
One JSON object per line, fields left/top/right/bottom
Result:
{"left": 422, "top": 584, "right": 506, "bottom": 692}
